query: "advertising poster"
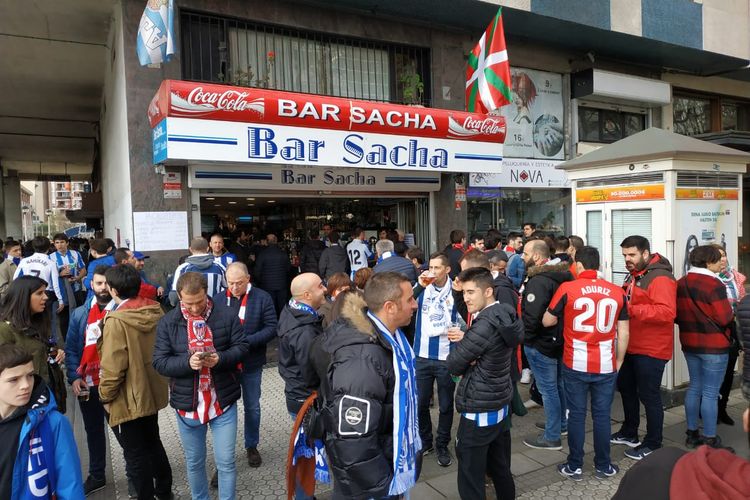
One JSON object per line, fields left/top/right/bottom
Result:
{"left": 469, "top": 159, "right": 567, "bottom": 188}
{"left": 495, "top": 68, "right": 564, "bottom": 160}
{"left": 677, "top": 200, "right": 737, "bottom": 278}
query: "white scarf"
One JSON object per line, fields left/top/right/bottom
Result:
{"left": 418, "top": 282, "right": 453, "bottom": 337}
{"left": 367, "top": 311, "right": 421, "bottom": 497}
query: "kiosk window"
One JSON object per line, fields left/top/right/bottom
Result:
{"left": 586, "top": 211, "right": 602, "bottom": 256}
{"left": 611, "top": 209, "right": 652, "bottom": 285}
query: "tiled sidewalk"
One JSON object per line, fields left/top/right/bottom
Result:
{"left": 71, "top": 367, "right": 749, "bottom": 499}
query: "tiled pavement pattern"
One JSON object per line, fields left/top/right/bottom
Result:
{"left": 71, "top": 367, "right": 749, "bottom": 499}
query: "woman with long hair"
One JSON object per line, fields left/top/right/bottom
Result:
{"left": 0, "top": 275, "right": 64, "bottom": 382}
{"left": 683, "top": 235, "right": 699, "bottom": 277}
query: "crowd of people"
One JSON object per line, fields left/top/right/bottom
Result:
{"left": 0, "top": 223, "right": 749, "bottom": 500}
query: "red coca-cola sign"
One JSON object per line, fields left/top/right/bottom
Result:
{"left": 148, "top": 80, "right": 506, "bottom": 143}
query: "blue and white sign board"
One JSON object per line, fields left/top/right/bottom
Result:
{"left": 156, "top": 117, "right": 503, "bottom": 174}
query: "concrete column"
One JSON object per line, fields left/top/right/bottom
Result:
{"left": 1, "top": 172, "right": 22, "bottom": 240}
{"left": 435, "top": 173, "right": 468, "bottom": 250}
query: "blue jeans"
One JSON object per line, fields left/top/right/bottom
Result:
{"left": 684, "top": 352, "right": 728, "bottom": 438}
{"left": 617, "top": 353, "right": 667, "bottom": 449}
{"left": 176, "top": 404, "right": 238, "bottom": 500}
{"left": 416, "top": 357, "right": 455, "bottom": 449}
{"left": 241, "top": 366, "right": 262, "bottom": 449}
{"left": 524, "top": 346, "right": 567, "bottom": 441}
{"left": 562, "top": 366, "right": 617, "bottom": 470}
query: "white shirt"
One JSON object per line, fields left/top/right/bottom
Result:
{"left": 14, "top": 253, "right": 63, "bottom": 302}
{"left": 346, "top": 239, "right": 372, "bottom": 272}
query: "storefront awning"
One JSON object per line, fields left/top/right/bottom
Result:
{"left": 148, "top": 80, "right": 506, "bottom": 174}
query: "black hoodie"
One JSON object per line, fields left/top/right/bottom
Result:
{"left": 521, "top": 261, "right": 573, "bottom": 358}
{"left": 276, "top": 304, "right": 323, "bottom": 413}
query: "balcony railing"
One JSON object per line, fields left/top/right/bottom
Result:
{"left": 181, "top": 10, "right": 432, "bottom": 106}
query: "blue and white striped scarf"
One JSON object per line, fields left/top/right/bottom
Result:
{"left": 367, "top": 311, "right": 421, "bottom": 497}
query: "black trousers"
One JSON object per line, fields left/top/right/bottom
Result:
{"left": 718, "top": 346, "right": 739, "bottom": 414}
{"left": 110, "top": 414, "right": 173, "bottom": 500}
{"left": 268, "top": 288, "right": 289, "bottom": 317}
{"left": 455, "top": 416, "right": 515, "bottom": 500}
{"left": 79, "top": 387, "right": 107, "bottom": 480}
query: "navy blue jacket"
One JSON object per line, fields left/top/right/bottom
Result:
{"left": 373, "top": 255, "right": 417, "bottom": 285}
{"left": 225, "top": 286, "right": 278, "bottom": 370}
{"left": 64, "top": 299, "right": 96, "bottom": 383}
{"left": 152, "top": 300, "right": 249, "bottom": 411}
{"left": 507, "top": 253, "right": 525, "bottom": 290}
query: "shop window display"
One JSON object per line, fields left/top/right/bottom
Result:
{"left": 467, "top": 188, "right": 571, "bottom": 237}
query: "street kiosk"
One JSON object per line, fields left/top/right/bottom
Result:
{"left": 559, "top": 127, "right": 750, "bottom": 392}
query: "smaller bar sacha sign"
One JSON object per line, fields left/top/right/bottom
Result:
{"left": 148, "top": 80, "right": 506, "bottom": 144}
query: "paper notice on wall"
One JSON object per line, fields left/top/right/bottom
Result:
{"left": 133, "top": 211, "right": 189, "bottom": 251}
{"left": 677, "top": 200, "right": 737, "bottom": 279}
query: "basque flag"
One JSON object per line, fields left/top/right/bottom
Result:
{"left": 137, "top": 0, "right": 175, "bottom": 66}
{"left": 465, "top": 8, "right": 512, "bottom": 113}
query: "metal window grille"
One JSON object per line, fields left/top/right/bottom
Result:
{"left": 180, "top": 11, "right": 432, "bottom": 106}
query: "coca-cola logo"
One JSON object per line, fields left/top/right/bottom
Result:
{"left": 462, "top": 117, "right": 505, "bottom": 135}
{"left": 186, "top": 87, "right": 255, "bottom": 112}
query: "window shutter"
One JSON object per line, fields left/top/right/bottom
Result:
{"left": 611, "top": 209, "right": 652, "bottom": 285}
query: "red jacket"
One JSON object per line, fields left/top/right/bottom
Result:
{"left": 676, "top": 269, "right": 734, "bottom": 354}
{"left": 138, "top": 279, "right": 158, "bottom": 301}
{"left": 622, "top": 253, "right": 677, "bottom": 360}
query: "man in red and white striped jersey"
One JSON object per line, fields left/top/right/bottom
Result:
{"left": 542, "top": 246, "right": 630, "bottom": 481}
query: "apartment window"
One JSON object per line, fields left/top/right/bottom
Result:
{"left": 722, "top": 101, "right": 750, "bottom": 131}
{"left": 181, "top": 11, "right": 431, "bottom": 105}
{"left": 673, "top": 95, "right": 712, "bottom": 136}
{"left": 578, "top": 107, "right": 646, "bottom": 143}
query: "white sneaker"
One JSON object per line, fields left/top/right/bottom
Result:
{"left": 524, "top": 399, "right": 540, "bottom": 409}
{"left": 520, "top": 368, "right": 532, "bottom": 384}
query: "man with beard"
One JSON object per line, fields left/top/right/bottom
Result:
{"left": 64, "top": 264, "right": 115, "bottom": 495}
{"left": 521, "top": 239, "right": 573, "bottom": 451}
{"left": 611, "top": 235, "right": 676, "bottom": 461}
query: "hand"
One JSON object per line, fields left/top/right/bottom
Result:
{"left": 59, "top": 267, "right": 71, "bottom": 277}
{"left": 189, "top": 352, "right": 203, "bottom": 370}
{"left": 57, "top": 302, "right": 64, "bottom": 313}
{"left": 452, "top": 277, "right": 463, "bottom": 292}
{"left": 157, "top": 287, "right": 165, "bottom": 297}
{"left": 54, "top": 349, "right": 65, "bottom": 364}
{"left": 447, "top": 327, "right": 464, "bottom": 342}
{"left": 71, "top": 378, "right": 86, "bottom": 396}
{"left": 202, "top": 353, "right": 219, "bottom": 368}
{"left": 417, "top": 271, "right": 433, "bottom": 288}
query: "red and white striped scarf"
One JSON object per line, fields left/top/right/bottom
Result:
{"left": 226, "top": 284, "right": 251, "bottom": 324}
{"left": 177, "top": 298, "right": 223, "bottom": 424}
{"left": 77, "top": 297, "right": 115, "bottom": 386}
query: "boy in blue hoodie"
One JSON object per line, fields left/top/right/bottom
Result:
{"left": 0, "top": 344, "right": 84, "bottom": 500}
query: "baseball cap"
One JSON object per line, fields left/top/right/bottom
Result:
{"left": 133, "top": 251, "right": 149, "bottom": 260}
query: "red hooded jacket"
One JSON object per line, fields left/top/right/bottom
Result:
{"left": 622, "top": 253, "right": 677, "bottom": 360}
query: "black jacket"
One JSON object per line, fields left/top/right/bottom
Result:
{"left": 318, "top": 244, "right": 350, "bottom": 279}
{"left": 443, "top": 244, "right": 464, "bottom": 279}
{"left": 225, "top": 286, "right": 278, "bottom": 370}
{"left": 446, "top": 302, "right": 523, "bottom": 413}
{"left": 737, "top": 295, "right": 750, "bottom": 401}
{"left": 521, "top": 261, "right": 573, "bottom": 358}
{"left": 317, "top": 294, "right": 401, "bottom": 500}
{"left": 453, "top": 272, "right": 519, "bottom": 323}
{"left": 152, "top": 300, "right": 249, "bottom": 411}
{"left": 300, "top": 239, "right": 326, "bottom": 275}
{"left": 373, "top": 255, "right": 417, "bottom": 285}
{"left": 277, "top": 304, "right": 323, "bottom": 413}
{"left": 253, "top": 244, "right": 291, "bottom": 291}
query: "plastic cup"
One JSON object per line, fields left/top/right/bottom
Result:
{"left": 78, "top": 387, "right": 90, "bottom": 402}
